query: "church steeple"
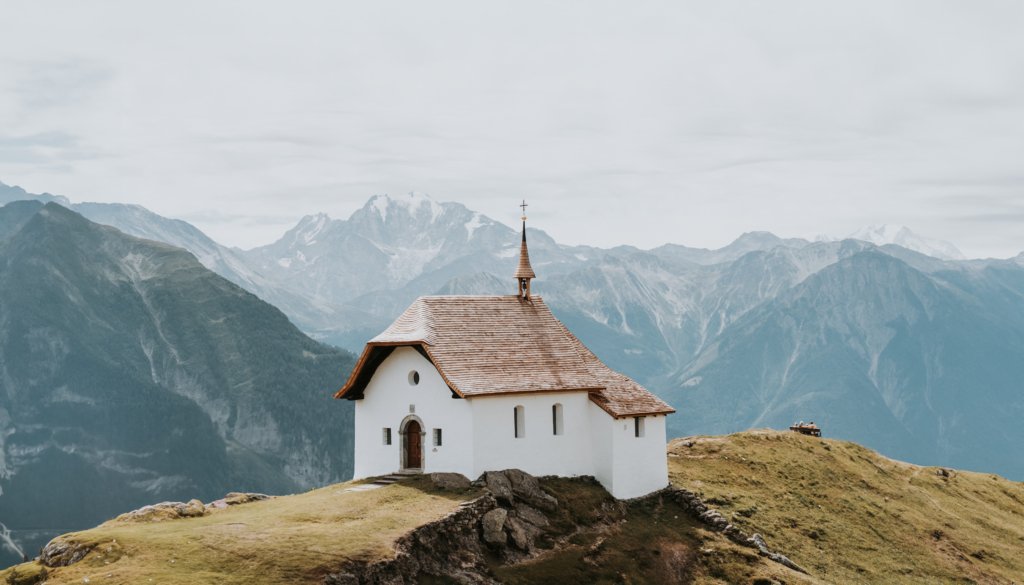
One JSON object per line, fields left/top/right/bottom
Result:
{"left": 514, "top": 200, "right": 536, "bottom": 300}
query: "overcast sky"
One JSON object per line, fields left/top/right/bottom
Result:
{"left": 1, "top": 1, "right": 1022, "bottom": 257}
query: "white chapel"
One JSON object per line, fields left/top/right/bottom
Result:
{"left": 335, "top": 211, "right": 675, "bottom": 499}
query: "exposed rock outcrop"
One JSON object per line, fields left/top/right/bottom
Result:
{"left": 38, "top": 538, "right": 95, "bottom": 568}
{"left": 481, "top": 508, "right": 508, "bottom": 546}
{"left": 663, "top": 486, "right": 807, "bottom": 574}
{"left": 481, "top": 469, "right": 558, "bottom": 511}
{"left": 113, "top": 498, "right": 207, "bottom": 523}
{"left": 430, "top": 472, "right": 472, "bottom": 490}
{"left": 325, "top": 469, "right": 568, "bottom": 584}
{"left": 207, "top": 492, "right": 273, "bottom": 509}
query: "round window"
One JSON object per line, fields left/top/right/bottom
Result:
{"left": 409, "top": 370, "right": 420, "bottom": 386}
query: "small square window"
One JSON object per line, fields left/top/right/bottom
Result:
{"left": 433, "top": 428, "right": 443, "bottom": 447}
{"left": 383, "top": 427, "right": 392, "bottom": 445}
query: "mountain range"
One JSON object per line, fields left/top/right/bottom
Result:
{"left": 1, "top": 180, "right": 1022, "bottom": 566}
{"left": 0, "top": 199, "right": 355, "bottom": 566}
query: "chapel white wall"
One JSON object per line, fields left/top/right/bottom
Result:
{"left": 469, "top": 392, "right": 594, "bottom": 478}
{"left": 352, "top": 347, "right": 474, "bottom": 479}
{"left": 607, "top": 414, "right": 670, "bottom": 499}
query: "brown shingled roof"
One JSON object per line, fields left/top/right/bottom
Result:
{"left": 335, "top": 295, "right": 675, "bottom": 418}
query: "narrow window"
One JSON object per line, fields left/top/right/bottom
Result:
{"left": 433, "top": 428, "right": 443, "bottom": 447}
{"left": 514, "top": 405, "right": 525, "bottom": 438}
{"left": 383, "top": 427, "right": 392, "bottom": 445}
{"left": 634, "top": 416, "right": 645, "bottom": 438}
{"left": 552, "top": 403, "right": 564, "bottom": 436}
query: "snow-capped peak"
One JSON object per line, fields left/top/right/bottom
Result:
{"left": 291, "top": 212, "right": 331, "bottom": 246}
{"left": 369, "top": 194, "right": 390, "bottom": 220}
{"left": 368, "top": 192, "right": 444, "bottom": 223}
{"left": 846, "top": 224, "right": 965, "bottom": 260}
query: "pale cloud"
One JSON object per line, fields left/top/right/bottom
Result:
{"left": 0, "top": 1, "right": 1022, "bottom": 257}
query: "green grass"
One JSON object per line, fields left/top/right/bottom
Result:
{"left": 1, "top": 476, "right": 479, "bottom": 585}
{"left": 669, "top": 430, "right": 1024, "bottom": 584}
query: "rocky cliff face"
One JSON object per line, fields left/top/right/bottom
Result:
{"left": 0, "top": 203, "right": 355, "bottom": 567}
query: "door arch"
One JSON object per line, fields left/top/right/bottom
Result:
{"left": 400, "top": 416, "right": 424, "bottom": 471}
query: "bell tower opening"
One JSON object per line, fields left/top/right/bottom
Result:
{"left": 514, "top": 200, "right": 536, "bottom": 301}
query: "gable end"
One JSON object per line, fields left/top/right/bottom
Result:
{"left": 335, "top": 343, "right": 461, "bottom": 400}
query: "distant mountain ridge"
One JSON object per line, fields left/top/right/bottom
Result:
{"left": 0, "top": 180, "right": 68, "bottom": 206}
{"left": 670, "top": 250, "right": 1024, "bottom": 478}
{"left": 842, "top": 223, "right": 965, "bottom": 260}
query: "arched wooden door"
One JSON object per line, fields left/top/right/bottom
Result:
{"left": 404, "top": 419, "right": 422, "bottom": 469}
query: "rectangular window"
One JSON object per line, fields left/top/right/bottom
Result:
{"left": 383, "top": 427, "right": 392, "bottom": 445}
{"left": 514, "top": 405, "right": 525, "bottom": 438}
{"left": 552, "top": 404, "right": 564, "bottom": 436}
{"left": 433, "top": 428, "right": 443, "bottom": 447}
{"left": 634, "top": 416, "right": 645, "bottom": 438}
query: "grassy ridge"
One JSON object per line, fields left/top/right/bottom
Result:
{"left": 669, "top": 430, "right": 1024, "bottom": 583}
{"left": 4, "top": 431, "right": 1022, "bottom": 584}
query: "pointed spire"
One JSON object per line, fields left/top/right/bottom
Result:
{"left": 515, "top": 200, "right": 535, "bottom": 300}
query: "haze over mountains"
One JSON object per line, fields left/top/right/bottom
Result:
{"left": 1, "top": 180, "right": 1023, "bottom": 565}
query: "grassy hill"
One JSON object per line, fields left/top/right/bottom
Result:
{"left": 668, "top": 430, "right": 1024, "bottom": 583}
{"left": 0, "top": 477, "right": 478, "bottom": 585}
{"left": 3, "top": 431, "right": 1022, "bottom": 584}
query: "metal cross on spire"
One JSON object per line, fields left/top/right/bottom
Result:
{"left": 520, "top": 199, "right": 528, "bottom": 221}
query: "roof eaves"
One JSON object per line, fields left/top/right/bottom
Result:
{"left": 462, "top": 386, "right": 605, "bottom": 398}
{"left": 587, "top": 394, "right": 677, "bottom": 418}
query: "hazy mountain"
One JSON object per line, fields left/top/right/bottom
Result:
{"left": 668, "top": 250, "right": 1024, "bottom": 479}
{"left": 0, "top": 202, "right": 355, "bottom": 567}
{"left": 537, "top": 239, "right": 874, "bottom": 387}
{"left": 649, "top": 231, "right": 811, "bottom": 266}
{"left": 240, "top": 193, "right": 604, "bottom": 344}
{"left": 433, "top": 271, "right": 508, "bottom": 296}
{"left": 0, "top": 181, "right": 69, "bottom": 207}
{"left": 845, "top": 224, "right": 965, "bottom": 261}
{"left": 66, "top": 202, "right": 379, "bottom": 343}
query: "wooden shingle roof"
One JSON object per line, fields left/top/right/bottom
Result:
{"left": 335, "top": 295, "right": 675, "bottom": 418}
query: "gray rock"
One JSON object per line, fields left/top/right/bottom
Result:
{"left": 39, "top": 537, "right": 95, "bottom": 568}
{"left": 513, "top": 502, "right": 549, "bottom": 528}
{"left": 481, "top": 508, "right": 508, "bottom": 546}
{"left": 184, "top": 499, "right": 206, "bottom": 517}
{"left": 431, "top": 472, "right": 472, "bottom": 490}
{"left": 224, "top": 492, "right": 271, "bottom": 505}
{"left": 481, "top": 472, "right": 515, "bottom": 504}
{"left": 503, "top": 469, "right": 558, "bottom": 511}
{"left": 114, "top": 499, "right": 209, "bottom": 522}
{"left": 505, "top": 516, "right": 533, "bottom": 551}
